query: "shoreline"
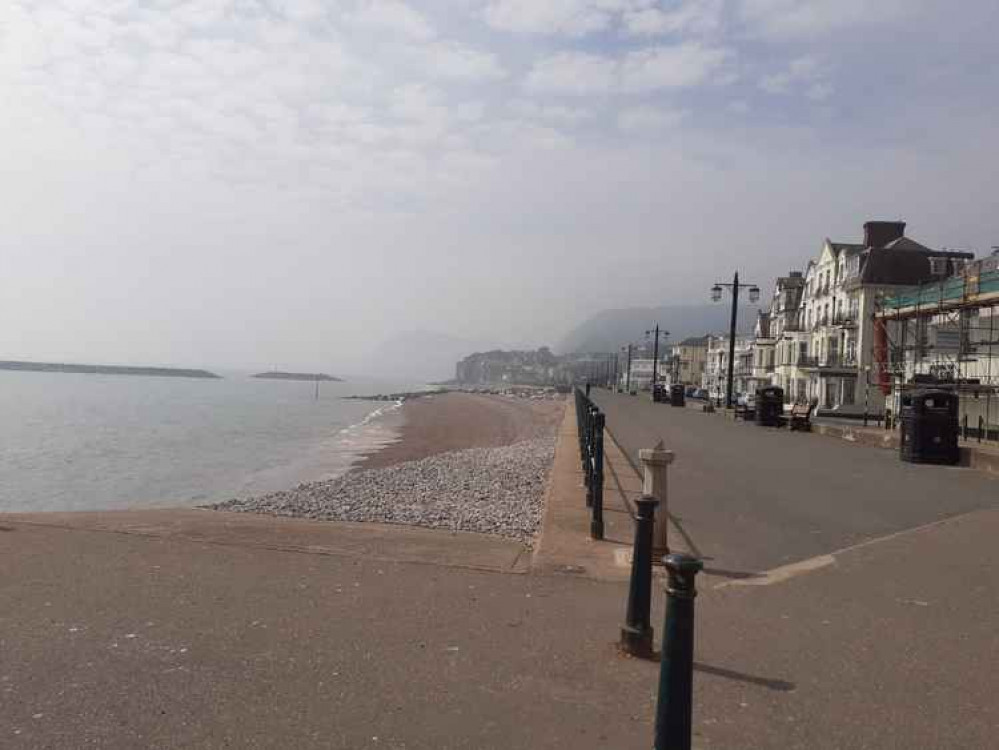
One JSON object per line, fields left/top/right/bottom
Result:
{"left": 351, "top": 391, "right": 564, "bottom": 472}
{"left": 209, "top": 392, "right": 567, "bottom": 544}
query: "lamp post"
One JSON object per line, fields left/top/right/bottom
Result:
{"left": 646, "top": 326, "right": 670, "bottom": 399}
{"left": 711, "top": 272, "right": 761, "bottom": 409}
{"left": 623, "top": 344, "right": 633, "bottom": 393}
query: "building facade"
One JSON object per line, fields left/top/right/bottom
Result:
{"left": 703, "top": 335, "right": 753, "bottom": 402}
{"left": 769, "top": 221, "right": 974, "bottom": 414}
{"left": 669, "top": 336, "right": 710, "bottom": 387}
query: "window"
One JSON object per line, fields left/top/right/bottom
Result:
{"left": 929, "top": 257, "right": 949, "bottom": 276}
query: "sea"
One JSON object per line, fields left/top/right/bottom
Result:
{"left": 0, "top": 370, "right": 422, "bottom": 514}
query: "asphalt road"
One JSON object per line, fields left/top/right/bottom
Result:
{"left": 591, "top": 389, "right": 999, "bottom": 573}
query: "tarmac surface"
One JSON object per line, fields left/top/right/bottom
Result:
{"left": 590, "top": 389, "right": 999, "bottom": 573}
{"left": 3, "top": 396, "right": 999, "bottom": 749}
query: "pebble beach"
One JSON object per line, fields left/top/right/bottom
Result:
{"left": 208, "top": 391, "right": 565, "bottom": 545}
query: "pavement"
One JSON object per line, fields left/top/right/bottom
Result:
{"left": 3, "top": 394, "right": 999, "bottom": 749}
{"left": 0, "top": 508, "right": 660, "bottom": 750}
{"left": 590, "top": 388, "right": 999, "bottom": 574}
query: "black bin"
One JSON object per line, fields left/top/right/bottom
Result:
{"left": 900, "top": 390, "right": 959, "bottom": 465}
{"left": 669, "top": 384, "right": 685, "bottom": 407}
{"left": 756, "top": 386, "right": 784, "bottom": 427}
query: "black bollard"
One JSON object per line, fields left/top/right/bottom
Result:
{"left": 654, "top": 553, "right": 704, "bottom": 750}
{"left": 979, "top": 415, "right": 985, "bottom": 444}
{"left": 584, "top": 406, "right": 595, "bottom": 507}
{"left": 620, "top": 496, "right": 658, "bottom": 658}
{"left": 586, "top": 382, "right": 591, "bottom": 398}
{"left": 591, "top": 413, "right": 605, "bottom": 540}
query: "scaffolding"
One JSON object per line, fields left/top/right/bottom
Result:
{"left": 875, "top": 256, "right": 999, "bottom": 441}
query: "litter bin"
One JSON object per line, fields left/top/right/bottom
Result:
{"left": 653, "top": 383, "right": 666, "bottom": 403}
{"left": 900, "top": 389, "right": 959, "bottom": 465}
{"left": 755, "top": 386, "right": 784, "bottom": 427}
{"left": 669, "top": 384, "right": 685, "bottom": 407}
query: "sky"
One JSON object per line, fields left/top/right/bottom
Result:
{"left": 2, "top": 0, "right": 997, "bottom": 373}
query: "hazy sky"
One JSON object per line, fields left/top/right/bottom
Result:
{"left": 3, "top": 0, "right": 997, "bottom": 372}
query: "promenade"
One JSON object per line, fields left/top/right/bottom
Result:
{"left": 2, "top": 394, "right": 998, "bottom": 748}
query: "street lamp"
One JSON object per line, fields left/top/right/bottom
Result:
{"left": 710, "top": 272, "right": 760, "bottom": 409}
{"left": 622, "top": 344, "right": 634, "bottom": 393}
{"left": 645, "top": 325, "right": 670, "bottom": 400}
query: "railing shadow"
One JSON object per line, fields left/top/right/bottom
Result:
{"left": 693, "top": 662, "right": 796, "bottom": 692}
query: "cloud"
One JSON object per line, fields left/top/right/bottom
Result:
{"left": 348, "top": 0, "right": 436, "bottom": 40}
{"left": 525, "top": 43, "right": 731, "bottom": 95}
{"left": 524, "top": 52, "right": 618, "bottom": 95}
{"left": 414, "top": 40, "right": 507, "bottom": 80}
{"left": 483, "top": 0, "right": 634, "bottom": 36}
{"left": 620, "top": 43, "right": 730, "bottom": 91}
{"left": 740, "top": 0, "right": 909, "bottom": 38}
{"left": 759, "top": 55, "right": 832, "bottom": 100}
{"left": 617, "top": 104, "right": 688, "bottom": 132}
{"left": 510, "top": 99, "right": 593, "bottom": 124}
{"left": 623, "top": 0, "right": 724, "bottom": 36}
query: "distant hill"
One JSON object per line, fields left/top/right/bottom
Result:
{"left": 557, "top": 303, "right": 760, "bottom": 354}
{"left": 252, "top": 371, "right": 342, "bottom": 382}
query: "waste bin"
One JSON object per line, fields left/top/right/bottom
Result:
{"left": 669, "top": 384, "right": 685, "bottom": 407}
{"left": 900, "top": 389, "right": 959, "bottom": 465}
{"left": 652, "top": 383, "right": 666, "bottom": 403}
{"left": 755, "top": 386, "right": 784, "bottom": 427}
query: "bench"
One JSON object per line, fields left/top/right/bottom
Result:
{"left": 788, "top": 402, "right": 814, "bottom": 432}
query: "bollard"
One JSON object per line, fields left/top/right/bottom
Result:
{"left": 640, "top": 442, "right": 675, "bottom": 559}
{"left": 620, "top": 496, "right": 658, "bottom": 658}
{"left": 654, "top": 553, "right": 704, "bottom": 750}
{"left": 591, "top": 413, "right": 605, "bottom": 540}
{"left": 585, "top": 382, "right": 591, "bottom": 398}
{"left": 963, "top": 413, "right": 968, "bottom": 440}
{"left": 979, "top": 415, "right": 984, "bottom": 444}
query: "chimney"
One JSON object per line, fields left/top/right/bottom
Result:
{"left": 864, "top": 220, "right": 906, "bottom": 249}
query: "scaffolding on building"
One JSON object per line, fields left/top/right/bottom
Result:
{"left": 874, "top": 255, "right": 999, "bottom": 441}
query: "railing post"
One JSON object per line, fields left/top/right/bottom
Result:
{"left": 620, "top": 496, "right": 658, "bottom": 658}
{"left": 591, "top": 413, "right": 605, "bottom": 540}
{"left": 640, "top": 442, "right": 675, "bottom": 559}
{"left": 654, "top": 553, "right": 704, "bottom": 750}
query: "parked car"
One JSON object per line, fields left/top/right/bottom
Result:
{"left": 737, "top": 392, "right": 756, "bottom": 410}
{"left": 684, "top": 385, "right": 696, "bottom": 397}
{"left": 691, "top": 388, "right": 708, "bottom": 400}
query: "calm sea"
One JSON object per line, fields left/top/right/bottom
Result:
{"left": 0, "top": 370, "right": 419, "bottom": 513}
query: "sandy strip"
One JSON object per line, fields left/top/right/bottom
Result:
{"left": 354, "top": 391, "right": 565, "bottom": 471}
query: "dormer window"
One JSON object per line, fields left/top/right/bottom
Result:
{"left": 929, "top": 257, "right": 949, "bottom": 276}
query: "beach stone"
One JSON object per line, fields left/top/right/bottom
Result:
{"left": 206, "top": 437, "right": 557, "bottom": 546}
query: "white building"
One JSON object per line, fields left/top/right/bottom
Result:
{"left": 778, "top": 221, "right": 973, "bottom": 415}
{"left": 759, "top": 271, "right": 807, "bottom": 402}
{"left": 703, "top": 335, "right": 753, "bottom": 402}
{"left": 619, "top": 357, "right": 667, "bottom": 392}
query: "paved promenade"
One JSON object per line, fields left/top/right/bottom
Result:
{"left": 3, "top": 396, "right": 998, "bottom": 748}
{"left": 590, "top": 388, "right": 999, "bottom": 573}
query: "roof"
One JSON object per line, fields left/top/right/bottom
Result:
{"left": 677, "top": 335, "right": 711, "bottom": 347}
{"left": 829, "top": 241, "right": 865, "bottom": 254}
{"left": 858, "top": 243, "right": 974, "bottom": 286}
{"left": 776, "top": 274, "right": 805, "bottom": 287}
{"left": 883, "top": 237, "right": 935, "bottom": 253}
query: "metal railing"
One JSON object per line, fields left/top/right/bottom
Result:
{"left": 574, "top": 387, "right": 605, "bottom": 540}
